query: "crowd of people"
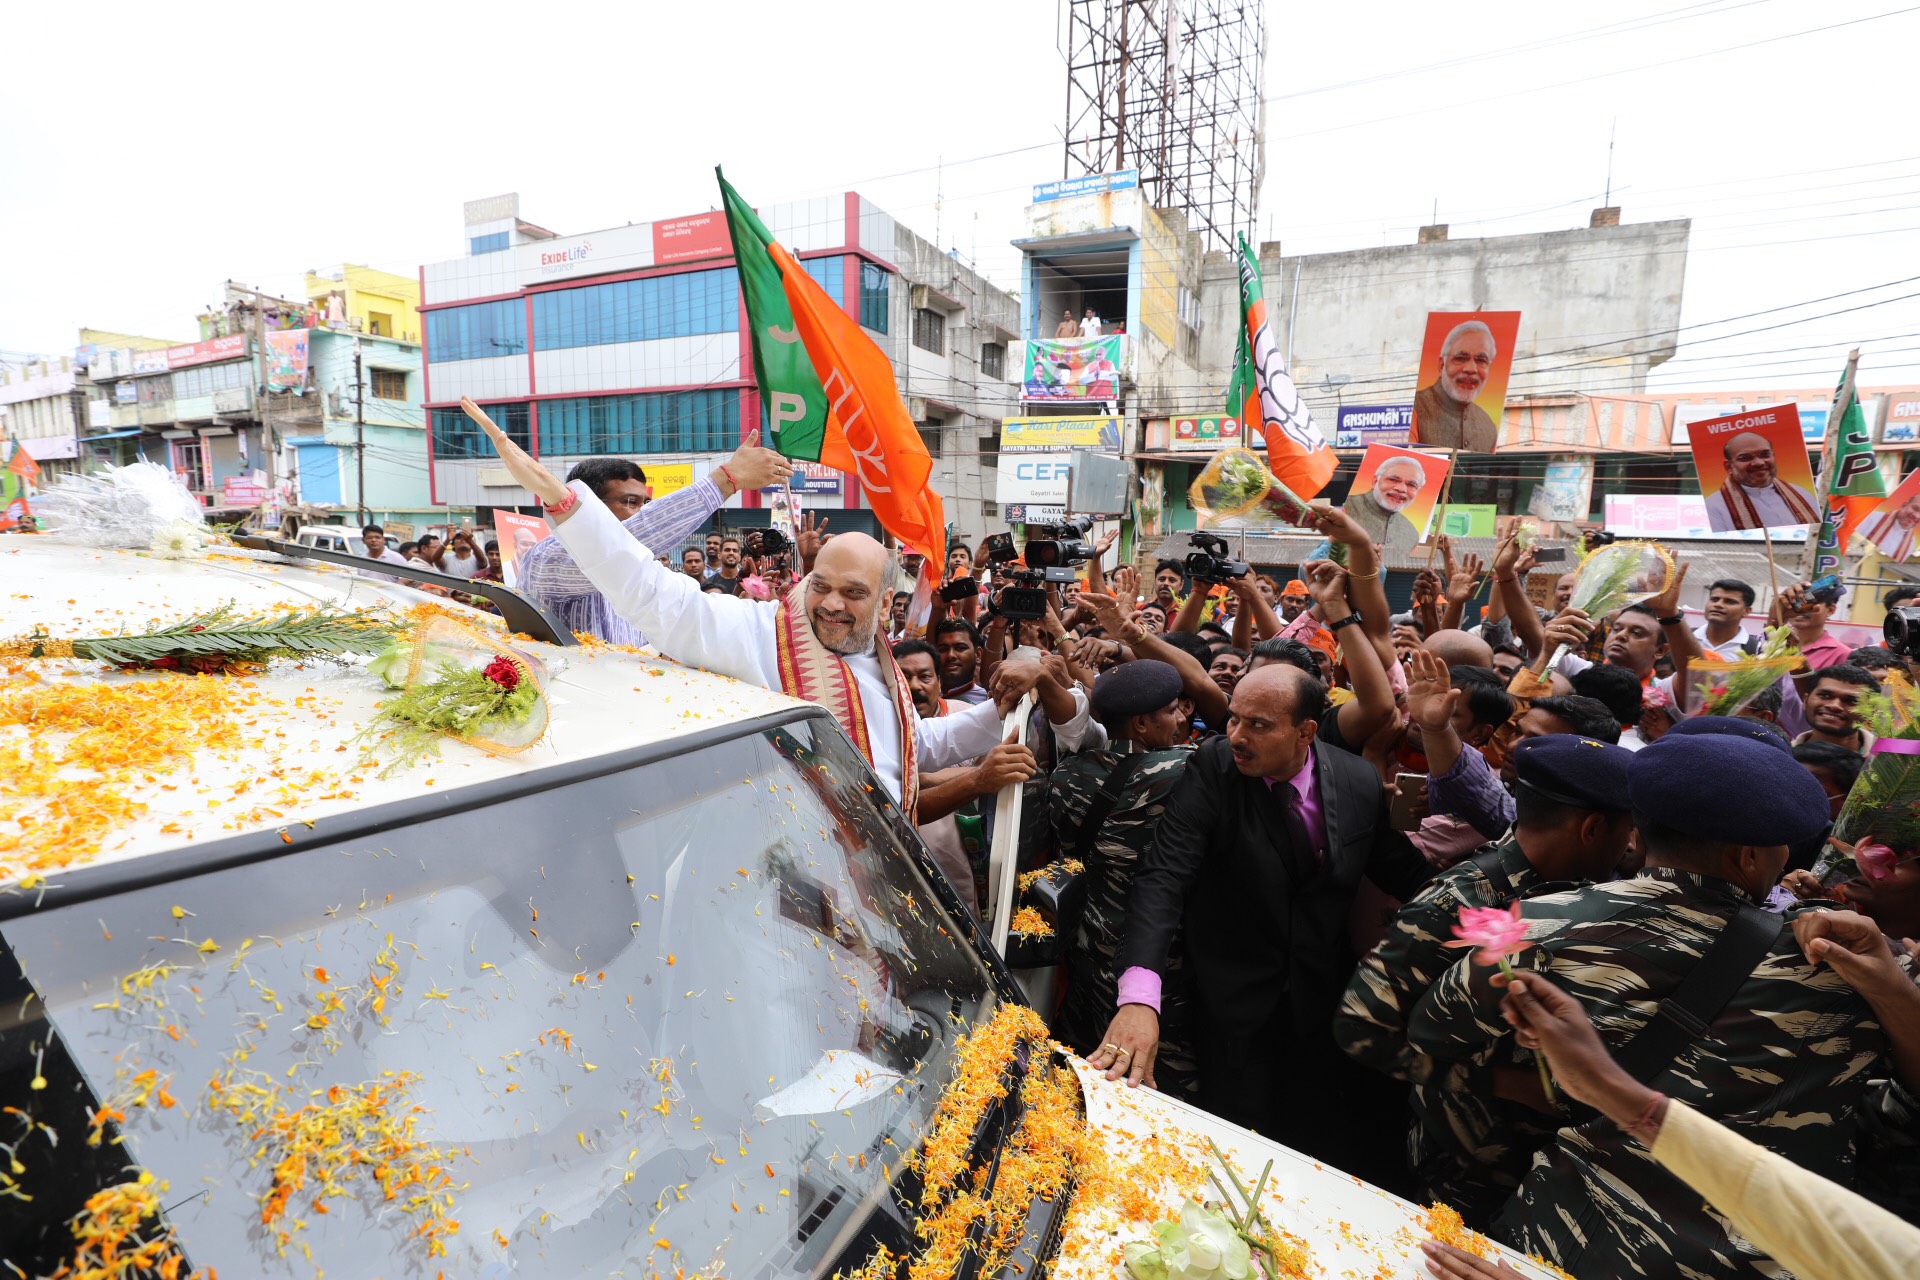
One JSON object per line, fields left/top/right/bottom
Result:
{"left": 462, "top": 411, "right": 1919, "bottom": 1280}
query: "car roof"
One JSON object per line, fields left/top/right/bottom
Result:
{"left": 2, "top": 537, "right": 802, "bottom": 889}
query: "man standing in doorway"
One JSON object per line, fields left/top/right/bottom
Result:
{"left": 1054, "top": 309, "right": 1079, "bottom": 339}
{"left": 1079, "top": 306, "right": 1103, "bottom": 338}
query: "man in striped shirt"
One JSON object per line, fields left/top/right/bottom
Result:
{"left": 518, "top": 442, "right": 790, "bottom": 647}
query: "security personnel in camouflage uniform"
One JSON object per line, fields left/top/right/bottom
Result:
{"left": 1333, "top": 733, "right": 1635, "bottom": 1224}
{"left": 1409, "top": 730, "right": 1920, "bottom": 1279}
{"left": 1047, "top": 660, "right": 1201, "bottom": 1098}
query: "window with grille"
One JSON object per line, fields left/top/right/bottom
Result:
{"left": 371, "top": 369, "right": 408, "bottom": 400}
{"left": 980, "top": 342, "right": 1005, "bottom": 380}
{"left": 911, "top": 309, "right": 944, "bottom": 356}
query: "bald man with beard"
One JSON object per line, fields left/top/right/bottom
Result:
{"left": 1701, "top": 429, "right": 1818, "bottom": 531}
{"left": 468, "top": 402, "right": 1096, "bottom": 811}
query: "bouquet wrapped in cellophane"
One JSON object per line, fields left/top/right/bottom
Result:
{"left": 358, "top": 616, "right": 549, "bottom": 775}
{"left": 1189, "top": 446, "right": 1316, "bottom": 529}
{"left": 1683, "top": 625, "right": 1804, "bottom": 718}
{"left": 1567, "top": 540, "right": 1674, "bottom": 618}
{"left": 1822, "top": 671, "right": 1920, "bottom": 888}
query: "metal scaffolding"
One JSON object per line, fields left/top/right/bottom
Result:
{"left": 1059, "top": 0, "right": 1266, "bottom": 255}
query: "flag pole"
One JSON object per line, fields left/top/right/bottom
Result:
{"left": 1761, "top": 523, "right": 1780, "bottom": 601}
{"left": 1425, "top": 447, "right": 1460, "bottom": 567}
{"left": 1801, "top": 348, "right": 1861, "bottom": 581}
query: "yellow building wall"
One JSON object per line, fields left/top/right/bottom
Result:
{"left": 80, "top": 328, "right": 183, "bottom": 351}
{"left": 304, "top": 265, "right": 421, "bottom": 344}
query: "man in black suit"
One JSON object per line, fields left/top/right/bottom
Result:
{"left": 1091, "top": 663, "right": 1431, "bottom": 1170}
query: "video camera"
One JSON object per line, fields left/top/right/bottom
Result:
{"left": 1183, "top": 532, "right": 1251, "bottom": 585}
{"left": 1885, "top": 604, "right": 1920, "bottom": 658}
{"left": 1023, "top": 515, "right": 1097, "bottom": 579}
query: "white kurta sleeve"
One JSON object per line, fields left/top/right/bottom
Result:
{"left": 1046, "top": 684, "right": 1099, "bottom": 754}
{"left": 550, "top": 480, "right": 777, "bottom": 687}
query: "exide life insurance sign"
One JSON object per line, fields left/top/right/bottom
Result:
{"left": 652, "top": 213, "right": 731, "bottom": 265}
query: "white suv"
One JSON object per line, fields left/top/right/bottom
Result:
{"left": 0, "top": 537, "right": 1555, "bottom": 1280}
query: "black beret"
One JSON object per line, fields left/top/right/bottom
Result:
{"left": 1090, "top": 659, "right": 1183, "bottom": 721}
{"left": 1629, "top": 733, "right": 1831, "bottom": 845}
{"left": 1662, "top": 714, "right": 1792, "bottom": 754}
{"left": 1511, "top": 734, "right": 1633, "bottom": 813}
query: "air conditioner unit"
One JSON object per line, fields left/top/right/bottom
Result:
{"left": 910, "top": 285, "right": 930, "bottom": 311}
{"left": 908, "top": 397, "right": 929, "bottom": 420}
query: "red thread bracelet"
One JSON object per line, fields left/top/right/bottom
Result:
{"left": 1625, "top": 1091, "right": 1665, "bottom": 1142}
{"left": 719, "top": 464, "right": 738, "bottom": 492}
{"left": 543, "top": 487, "right": 579, "bottom": 516}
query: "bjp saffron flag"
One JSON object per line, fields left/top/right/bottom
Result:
{"left": 5, "top": 437, "right": 41, "bottom": 488}
{"left": 1806, "top": 354, "right": 1883, "bottom": 581}
{"left": 718, "top": 170, "right": 944, "bottom": 567}
{"left": 1228, "top": 233, "right": 1336, "bottom": 498}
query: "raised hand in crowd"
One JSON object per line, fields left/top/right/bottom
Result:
{"left": 1411, "top": 568, "right": 1444, "bottom": 638}
{"left": 1404, "top": 648, "right": 1465, "bottom": 779}
{"left": 1227, "top": 567, "right": 1282, "bottom": 650}
{"left": 464, "top": 397, "right": 569, "bottom": 508}
{"left": 1110, "top": 564, "right": 1140, "bottom": 607}
{"left": 1793, "top": 909, "right": 1920, "bottom": 1090}
{"left": 713, "top": 430, "right": 796, "bottom": 496}
{"left": 1442, "top": 550, "right": 1486, "bottom": 633}
{"left": 1490, "top": 526, "right": 1544, "bottom": 657}
{"left": 796, "top": 510, "right": 829, "bottom": 574}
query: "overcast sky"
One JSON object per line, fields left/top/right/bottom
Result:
{"left": 5, "top": 0, "right": 1917, "bottom": 394}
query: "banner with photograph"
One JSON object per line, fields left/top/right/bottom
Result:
{"left": 493, "top": 511, "right": 551, "bottom": 589}
{"left": 1410, "top": 311, "right": 1521, "bottom": 453}
{"left": 1859, "top": 470, "right": 1920, "bottom": 562}
{"left": 1343, "top": 444, "right": 1452, "bottom": 555}
{"left": 1685, "top": 404, "right": 1818, "bottom": 532}
{"left": 264, "top": 329, "right": 310, "bottom": 392}
{"left": 1022, "top": 335, "right": 1122, "bottom": 401}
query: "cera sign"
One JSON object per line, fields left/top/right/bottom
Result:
{"left": 995, "top": 454, "right": 1074, "bottom": 504}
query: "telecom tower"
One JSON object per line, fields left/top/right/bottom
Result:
{"left": 1059, "top": 0, "right": 1266, "bottom": 255}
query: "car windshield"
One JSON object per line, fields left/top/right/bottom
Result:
{"left": 0, "top": 713, "right": 997, "bottom": 1278}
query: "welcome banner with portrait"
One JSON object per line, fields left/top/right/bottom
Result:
{"left": 1022, "top": 336, "right": 1123, "bottom": 400}
{"left": 1342, "top": 443, "right": 1452, "bottom": 556}
{"left": 1409, "top": 311, "right": 1521, "bottom": 453}
{"left": 1686, "top": 404, "right": 1818, "bottom": 533}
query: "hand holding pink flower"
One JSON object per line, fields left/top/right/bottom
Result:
{"left": 1448, "top": 901, "right": 1556, "bottom": 1104}
{"left": 1446, "top": 902, "right": 1531, "bottom": 966}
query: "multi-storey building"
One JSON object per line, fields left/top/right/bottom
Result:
{"left": 419, "top": 192, "right": 1019, "bottom": 544}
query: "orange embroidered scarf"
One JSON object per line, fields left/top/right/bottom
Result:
{"left": 773, "top": 585, "right": 921, "bottom": 818}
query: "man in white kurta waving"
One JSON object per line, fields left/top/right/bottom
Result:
{"left": 464, "top": 399, "right": 1092, "bottom": 816}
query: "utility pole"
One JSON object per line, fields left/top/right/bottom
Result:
{"left": 353, "top": 338, "right": 368, "bottom": 524}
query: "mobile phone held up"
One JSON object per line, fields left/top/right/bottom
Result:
{"left": 1389, "top": 773, "right": 1428, "bottom": 831}
{"left": 1533, "top": 545, "right": 1567, "bottom": 563}
{"left": 1804, "top": 574, "right": 1844, "bottom": 608}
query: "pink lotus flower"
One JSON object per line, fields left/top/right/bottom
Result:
{"left": 1446, "top": 901, "right": 1531, "bottom": 966}
{"left": 1643, "top": 685, "right": 1673, "bottom": 711}
{"left": 1855, "top": 842, "right": 1902, "bottom": 883}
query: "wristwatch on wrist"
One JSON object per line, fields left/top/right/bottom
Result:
{"left": 1327, "top": 611, "right": 1363, "bottom": 632}
{"left": 1657, "top": 613, "right": 1684, "bottom": 627}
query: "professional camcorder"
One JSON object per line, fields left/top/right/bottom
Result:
{"left": 1183, "top": 532, "right": 1252, "bottom": 585}
{"left": 1023, "top": 516, "right": 1097, "bottom": 579}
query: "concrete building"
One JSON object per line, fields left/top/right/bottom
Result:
{"left": 419, "top": 192, "right": 1018, "bottom": 542}
{"left": 0, "top": 358, "right": 87, "bottom": 480}
{"left": 74, "top": 276, "right": 435, "bottom": 526}
{"left": 285, "top": 327, "right": 434, "bottom": 529}
{"left": 304, "top": 264, "right": 422, "bottom": 343}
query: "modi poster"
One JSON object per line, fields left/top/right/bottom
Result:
{"left": 1022, "top": 336, "right": 1123, "bottom": 400}
{"left": 1342, "top": 444, "right": 1451, "bottom": 556}
{"left": 1409, "top": 311, "right": 1521, "bottom": 453}
{"left": 1860, "top": 469, "right": 1920, "bottom": 562}
{"left": 1686, "top": 404, "right": 1819, "bottom": 533}
{"left": 493, "top": 511, "right": 550, "bottom": 589}
{"left": 264, "top": 329, "right": 310, "bottom": 392}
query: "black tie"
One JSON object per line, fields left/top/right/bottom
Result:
{"left": 1278, "top": 782, "right": 1320, "bottom": 880}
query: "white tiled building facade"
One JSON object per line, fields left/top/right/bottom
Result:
{"left": 420, "top": 192, "right": 1018, "bottom": 540}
